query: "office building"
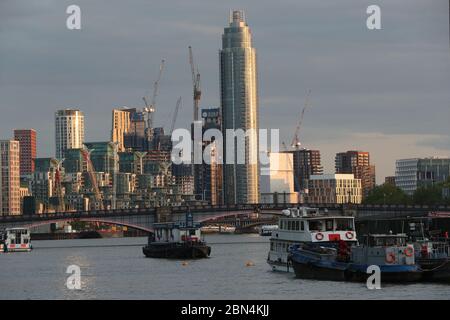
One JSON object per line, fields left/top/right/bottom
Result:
{"left": 395, "top": 157, "right": 450, "bottom": 195}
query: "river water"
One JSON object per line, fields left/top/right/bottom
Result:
{"left": 0, "top": 234, "right": 448, "bottom": 300}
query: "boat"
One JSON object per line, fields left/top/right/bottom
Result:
{"left": 0, "top": 227, "right": 32, "bottom": 253}
{"left": 289, "top": 233, "right": 422, "bottom": 283}
{"left": 143, "top": 213, "right": 211, "bottom": 259}
{"left": 267, "top": 206, "right": 357, "bottom": 272}
{"left": 414, "top": 239, "right": 450, "bottom": 282}
{"left": 200, "top": 225, "right": 236, "bottom": 234}
{"left": 260, "top": 224, "right": 278, "bottom": 236}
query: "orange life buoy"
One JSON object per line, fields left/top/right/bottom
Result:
{"left": 385, "top": 252, "right": 396, "bottom": 264}
{"left": 404, "top": 247, "right": 413, "bottom": 257}
{"left": 315, "top": 233, "right": 324, "bottom": 241}
{"left": 345, "top": 231, "right": 354, "bottom": 240}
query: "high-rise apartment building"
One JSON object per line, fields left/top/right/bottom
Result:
{"left": 335, "top": 151, "right": 375, "bottom": 198}
{"left": 289, "top": 148, "right": 323, "bottom": 192}
{"left": 220, "top": 10, "right": 259, "bottom": 204}
{"left": 13, "top": 129, "right": 37, "bottom": 176}
{"left": 0, "top": 140, "right": 21, "bottom": 215}
{"left": 55, "top": 109, "right": 85, "bottom": 160}
{"left": 395, "top": 157, "right": 450, "bottom": 195}
{"left": 111, "top": 108, "right": 133, "bottom": 152}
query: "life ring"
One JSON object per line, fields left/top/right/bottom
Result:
{"left": 345, "top": 231, "right": 354, "bottom": 240}
{"left": 315, "top": 233, "right": 324, "bottom": 241}
{"left": 404, "top": 247, "right": 413, "bottom": 257}
{"left": 385, "top": 252, "right": 396, "bottom": 264}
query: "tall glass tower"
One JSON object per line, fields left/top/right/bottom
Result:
{"left": 220, "top": 10, "right": 260, "bottom": 204}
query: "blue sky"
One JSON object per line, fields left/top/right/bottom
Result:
{"left": 1, "top": 0, "right": 449, "bottom": 182}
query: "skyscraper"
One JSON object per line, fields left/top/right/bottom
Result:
{"left": 220, "top": 10, "right": 259, "bottom": 204}
{"left": 55, "top": 109, "right": 85, "bottom": 160}
{"left": 111, "top": 108, "right": 133, "bottom": 152}
{"left": 0, "top": 140, "right": 21, "bottom": 215}
{"left": 290, "top": 148, "right": 323, "bottom": 192}
{"left": 335, "top": 151, "right": 375, "bottom": 198}
{"left": 13, "top": 129, "right": 37, "bottom": 176}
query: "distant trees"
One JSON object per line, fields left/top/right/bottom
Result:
{"left": 364, "top": 184, "right": 410, "bottom": 205}
{"left": 364, "top": 178, "right": 450, "bottom": 206}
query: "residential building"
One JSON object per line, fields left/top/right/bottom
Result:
{"left": 14, "top": 129, "right": 37, "bottom": 176}
{"left": 307, "top": 174, "right": 362, "bottom": 204}
{"left": 55, "top": 109, "right": 84, "bottom": 160}
{"left": 0, "top": 140, "right": 21, "bottom": 215}
{"left": 220, "top": 10, "right": 260, "bottom": 204}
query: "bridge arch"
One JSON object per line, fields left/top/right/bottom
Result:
{"left": 23, "top": 218, "right": 153, "bottom": 233}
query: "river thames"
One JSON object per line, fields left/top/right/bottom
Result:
{"left": 0, "top": 234, "right": 448, "bottom": 300}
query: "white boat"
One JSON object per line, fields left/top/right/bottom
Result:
{"left": 267, "top": 207, "right": 357, "bottom": 272}
{"left": 0, "top": 227, "right": 32, "bottom": 253}
{"left": 260, "top": 224, "right": 279, "bottom": 236}
{"left": 200, "top": 225, "right": 236, "bottom": 234}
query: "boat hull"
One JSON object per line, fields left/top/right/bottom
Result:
{"left": 0, "top": 243, "right": 32, "bottom": 253}
{"left": 345, "top": 264, "right": 422, "bottom": 283}
{"left": 418, "top": 258, "right": 450, "bottom": 282}
{"left": 143, "top": 243, "right": 211, "bottom": 259}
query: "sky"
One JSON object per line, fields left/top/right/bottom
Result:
{"left": 0, "top": 0, "right": 449, "bottom": 183}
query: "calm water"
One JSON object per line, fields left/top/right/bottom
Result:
{"left": 0, "top": 234, "right": 449, "bottom": 300}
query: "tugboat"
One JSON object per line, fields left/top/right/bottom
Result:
{"left": 143, "top": 212, "right": 211, "bottom": 259}
{"left": 414, "top": 239, "right": 450, "bottom": 282}
{"left": 267, "top": 206, "right": 357, "bottom": 272}
{"left": 289, "top": 233, "right": 422, "bottom": 283}
{"left": 0, "top": 227, "right": 32, "bottom": 253}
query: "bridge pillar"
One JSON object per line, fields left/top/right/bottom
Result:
{"left": 156, "top": 207, "right": 173, "bottom": 222}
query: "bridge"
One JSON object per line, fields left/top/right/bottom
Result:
{"left": 0, "top": 203, "right": 449, "bottom": 233}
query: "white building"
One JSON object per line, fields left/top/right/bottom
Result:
{"left": 55, "top": 109, "right": 84, "bottom": 160}
{"left": 395, "top": 158, "right": 450, "bottom": 195}
{"left": 307, "top": 174, "right": 362, "bottom": 204}
{"left": 260, "top": 152, "right": 297, "bottom": 204}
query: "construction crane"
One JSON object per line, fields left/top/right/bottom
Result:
{"left": 170, "top": 97, "right": 182, "bottom": 135}
{"left": 52, "top": 159, "right": 65, "bottom": 212}
{"left": 189, "top": 46, "right": 201, "bottom": 121}
{"left": 143, "top": 59, "right": 165, "bottom": 130}
{"left": 81, "top": 148, "right": 103, "bottom": 210}
{"left": 291, "top": 89, "right": 311, "bottom": 150}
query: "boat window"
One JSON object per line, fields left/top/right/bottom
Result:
{"left": 295, "top": 221, "right": 299, "bottom": 231}
{"left": 325, "top": 220, "right": 334, "bottom": 231}
{"left": 308, "top": 220, "right": 323, "bottom": 231}
{"left": 300, "top": 221, "right": 304, "bottom": 231}
{"left": 288, "top": 221, "right": 292, "bottom": 230}
{"left": 336, "top": 219, "right": 354, "bottom": 231}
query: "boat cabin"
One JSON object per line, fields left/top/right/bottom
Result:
{"left": 273, "top": 208, "right": 356, "bottom": 243}
{"left": 151, "top": 222, "right": 203, "bottom": 244}
{"left": 352, "top": 234, "right": 415, "bottom": 266}
{"left": 0, "top": 227, "right": 32, "bottom": 252}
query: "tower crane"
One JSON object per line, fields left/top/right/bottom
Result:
{"left": 81, "top": 147, "right": 103, "bottom": 210}
{"left": 170, "top": 97, "right": 182, "bottom": 135}
{"left": 143, "top": 59, "right": 165, "bottom": 130}
{"left": 189, "top": 46, "right": 201, "bottom": 121}
{"left": 290, "top": 89, "right": 311, "bottom": 150}
{"left": 52, "top": 159, "right": 65, "bottom": 212}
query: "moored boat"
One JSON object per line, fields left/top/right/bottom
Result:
{"left": 143, "top": 213, "right": 211, "bottom": 259}
{"left": 267, "top": 206, "right": 357, "bottom": 272}
{"left": 414, "top": 240, "right": 450, "bottom": 282}
{"left": 289, "top": 233, "right": 422, "bottom": 283}
{"left": 0, "top": 227, "right": 32, "bottom": 253}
